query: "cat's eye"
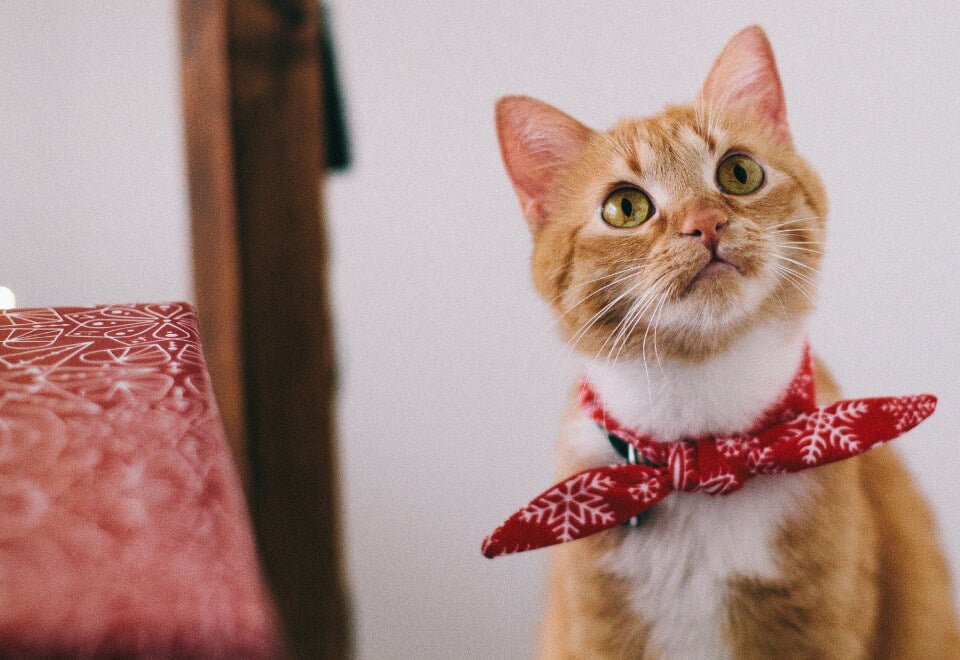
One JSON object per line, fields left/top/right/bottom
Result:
{"left": 716, "top": 154, "right": 765, "bottom": 195}
{"left": 601, "top": 187, "right": 654, "bottom": 228}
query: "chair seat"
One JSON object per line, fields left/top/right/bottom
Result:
{"left": 0, "top": 302, "right": 280, "bottom": 657}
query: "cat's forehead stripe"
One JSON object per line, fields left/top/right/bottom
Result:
{"left": 679, "top": 124, "right": 714, "bottom": 154}
{"left": 691, "top": 110, "right": 718, "bottom": 152}
{"left": 627, "top": 137, "right": 656, "bottom": 178}
{"left": 624, "top": 151, "right": 642, "bottom": 180}
{"left": 610, "top": 114, "right": 715, "bottom": 185}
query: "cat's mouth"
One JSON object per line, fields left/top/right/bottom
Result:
{"left": 689, "top": 252, "right": 741, "bottom": 288}
{"left": 697, "top": 256, "right": 738, "bottom": 278}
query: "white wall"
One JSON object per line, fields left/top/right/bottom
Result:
{"left": 324, "top": 2, "right": 960, "bottom": 658}
{"left": 0, "top": 1, "right": 191, "bottom": 308}
{"left": 4, "top": 2, "right": 958, "bottom": 659}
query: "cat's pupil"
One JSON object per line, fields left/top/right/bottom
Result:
{"left": 734, "top": 163, "right": 748, "bottom": 185}
{"left": 621, "top": 198, "right": 633, "bottom": 217}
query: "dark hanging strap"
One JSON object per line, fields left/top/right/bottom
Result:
{"left": 320, "top": 3, "right": 351, "bottom": 171}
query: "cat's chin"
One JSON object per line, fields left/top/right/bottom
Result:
{"left": 654, "top": 273, "right": 781, "bottom": 359}
{"left": 677, "top": 261, "right": 752, "bottom": 313}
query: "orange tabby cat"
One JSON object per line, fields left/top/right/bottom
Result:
{"left": 495, "top": 26, "right": 959, "bottom": 658}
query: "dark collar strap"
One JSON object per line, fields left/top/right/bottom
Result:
{"left": 605, "top": 428, "right": 653, "bottom": 528}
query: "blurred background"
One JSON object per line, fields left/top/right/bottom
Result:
{"left": 2, "top": 2, "right": 959, "bottom": 658}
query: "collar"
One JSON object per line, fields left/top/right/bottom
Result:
{"left": 591, "top": 343, "right": 818, "bottom": 466}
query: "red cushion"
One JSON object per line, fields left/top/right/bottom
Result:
{"left": 0, "top": 303, "right": 280, "bottom": 657}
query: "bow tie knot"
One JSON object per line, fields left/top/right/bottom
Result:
{"left": 668, "top": 437, "right": 750, "bottom": 495}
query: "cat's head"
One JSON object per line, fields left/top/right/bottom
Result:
{"left": 496, "top": 26, "right": 826, "bottom": 363}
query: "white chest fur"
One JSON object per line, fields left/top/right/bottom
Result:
{"left": 568, "top": 323, "right": 819, "bottom": 658}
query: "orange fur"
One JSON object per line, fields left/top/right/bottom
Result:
{"left": 497, "top": 25, "right": 960, "bottom": 658}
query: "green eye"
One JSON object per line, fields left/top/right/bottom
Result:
{"left": 716, "top": 154, "right": 765, "bottom": 195}
{"left": 601, "top": 187, "right": 654, "bottom": 228}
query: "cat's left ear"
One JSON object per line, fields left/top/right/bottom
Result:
{"left": 698, "top": 25, "right": 791, "bottom": 145}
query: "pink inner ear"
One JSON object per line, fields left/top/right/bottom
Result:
{"left": 496, "top": 96, "right": 593, "bottom": 230}
{"left": 698, "top": 26, "right": 790, "bottom": 144}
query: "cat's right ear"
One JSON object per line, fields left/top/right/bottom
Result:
{"left": 495, "top": 96, "right": 593, "bottom": 231}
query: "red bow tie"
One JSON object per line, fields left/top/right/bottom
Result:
{"left": 482, "top": 347, "right": 937, "bottom": 558}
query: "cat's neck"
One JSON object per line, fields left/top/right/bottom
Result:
{"left": 580, "top": 321, "right": 807, "bottom": 441}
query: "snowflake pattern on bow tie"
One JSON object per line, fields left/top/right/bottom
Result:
{"left": 482, "top": 347, "right": 938, "bottom": 558}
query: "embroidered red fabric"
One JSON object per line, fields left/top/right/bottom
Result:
{"left": 482, "top": 346, "right": 937, "bottom": 558}
{"left": 0, "top": 303, "right": 280, "bottom": 657}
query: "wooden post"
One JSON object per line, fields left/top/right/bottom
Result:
{"left": 227, "top": 1, "right": 350, "bottom": 657}
{"left": 178, "top": 0, "right": 351, "bottom": 657}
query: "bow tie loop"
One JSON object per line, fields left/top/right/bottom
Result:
{"left": 669, "top": 437, "right": 750, "bottom": 495}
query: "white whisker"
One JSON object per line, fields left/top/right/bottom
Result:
{"left": 780, "top": 244, "right": 823, "bottom": 255}
{"left": 765, "top": 216, "right": 826, "bottom": 230}
{"left": 553, "top": 266, "right": 646, "bottom": 323}
{"left": 775, "top": 253, "right": 820, "bottom": 274}
{"left": 564, "top": 277, "right": 648, "bottom": 359}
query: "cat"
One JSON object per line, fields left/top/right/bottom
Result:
{"left": 493, "top": 25, "right": 960, "bottom": 658}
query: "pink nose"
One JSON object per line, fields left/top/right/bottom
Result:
{"left": 681, "top": 208, "right": 727, "bottom": 249}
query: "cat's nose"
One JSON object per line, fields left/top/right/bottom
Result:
{"left": 680, "top": 208, "right": 728, "bottom": 249}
